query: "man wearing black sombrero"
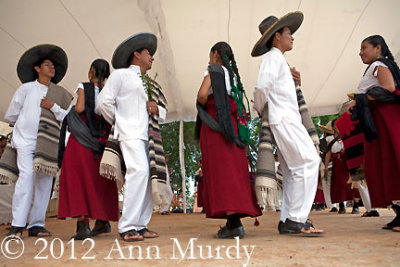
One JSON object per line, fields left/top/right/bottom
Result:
{"left": 2, "top": 44, "right": 72, "bottom": 238}
{"left": 97, "top": 33, "right": 167, "bottom": 242}
{"left": 252, "top": 12, "right": 324, "bottom": 235}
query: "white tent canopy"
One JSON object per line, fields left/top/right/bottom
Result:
{"left": 1, "top": 0, "right": 400, "bottom": 122}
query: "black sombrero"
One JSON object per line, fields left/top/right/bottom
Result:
{"left": 17, "top": 44, "right": 68, "bottom": 84}
{"left": 112, "top": 32, "right": 157, "bottom": 69}
{"left": 251, "top": 11, "right": 304, "bottom": 57}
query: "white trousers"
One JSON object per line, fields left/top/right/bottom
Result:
{"left": 160, "top": 166, "right": 173, "bottom": 212}
{"left": 271, "top": 119, "right": 320, "bottom": 223}
{"left": 119, "top": 139, "right": 153, "bottom": 233}
{"left": 321, "top": 172, "right": 336, "bottom": 209}
{"left": 355, "top": 180, "right": 375, "bottom": 212}
{"left": 12, "top": 148, "right": 53, "bottom": 228}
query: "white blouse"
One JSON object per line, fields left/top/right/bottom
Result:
{"left": 357, "top": 61, "right": 388, "bottom": 93}
{"left": 75, "top": 82, "right": 100, "bottom": 115}
{"left": 326, "top": 135, "right": 344, "bottom": 154}
{"left": 204, "top": 65, "right": 234, "bottom": 96}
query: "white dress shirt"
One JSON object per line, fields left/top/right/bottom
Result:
{"left": 5, "top": 80, "right": 70, "bottom": 149}
{"left": 255, "top": 47, "right": 301, "bottom": 125}
{"left": 96, "top": 65, "right": 166, "bottom": 141}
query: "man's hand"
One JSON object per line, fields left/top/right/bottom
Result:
{"left": 147, "top": 101, "right": 159, "bottom": 115}
{"left": 40, "top": 97, "right": 55, "bottom": 110}
{"left": 291, "top": 67, "right": 301, "bottom": 86}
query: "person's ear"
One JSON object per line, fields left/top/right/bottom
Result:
{"left": 376, "top": 44, "right": 382, "bottom": 55}
{"left": 34, "top": 65, "right": 40, "bottom": 74}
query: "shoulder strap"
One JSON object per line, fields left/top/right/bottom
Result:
{"left": 327, "top": 135, "right": 341, "bottom": 151}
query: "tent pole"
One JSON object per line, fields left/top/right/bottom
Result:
{"left": 179, "top": 120, "right": 187, "bottom": 213}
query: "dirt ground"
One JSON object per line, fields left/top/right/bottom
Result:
{"left": 1, "top": 207, "right": 399, "bottom": 267}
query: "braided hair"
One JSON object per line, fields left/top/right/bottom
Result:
{"left": 210, "top": 42, "right": 251, "bottom": 144}
{"left": 90, "top": 58, "right": 110, "bottom": 90}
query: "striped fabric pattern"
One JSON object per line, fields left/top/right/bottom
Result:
{"left": 0, "top": 83, "right": 72, "bottom": 183}
{"left": 255, "top": 87, "right": 319, "bottom": 210}
{"left": 100, "top": 79, "right": 169, "bottom": 206}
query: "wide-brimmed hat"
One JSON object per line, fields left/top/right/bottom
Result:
{"left": 112, "top": 32, "right": 157, "bottom": 69}
{"left": 251, "top": 11, "right": 304, "bottom": 57}
{"left": 17, "top": 44, "right": 68, "bottom": 84}
{"left": 319, "top": 120, "right": 336, "bottom": 135}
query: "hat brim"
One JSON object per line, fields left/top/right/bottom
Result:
{"left": 251, "top": 11, "right": 304, "bottom": 57}
{"left": 17, "top": 44, "right": 68, "bottom": 84}
{"left": 112, "top": 33, "right": 157, "bottom": 69}
{"left": 319, "top": 125, "right": 334, "bottom": 134}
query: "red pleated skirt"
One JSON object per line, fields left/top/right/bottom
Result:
{"left": 364, "top": 101, "right": 400, "bottom": 207}
{"left": 200, "top": 95, "right": 262, "bottom": 219}
{"left": 196, "top": 180, "right": 204, "bottom": 207}
{"left": 58, "top": 117, "right": 119, "bottom": 221}
{"left": 314, "top": 188, "right": 325, "bottom": 204}
{"left": 330, "top": 154, "right": 359, "bottom": 203}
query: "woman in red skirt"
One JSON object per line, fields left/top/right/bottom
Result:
{"left": 348, "top": 35, "right": 400, "bottom": 231}
{"left": 58, "top": 59, "right": 119, "bottom": 239}
{"left": 196, "top": 42, "right": 262, "bottom": 239}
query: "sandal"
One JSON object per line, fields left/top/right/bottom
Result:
{"left": 28, "top": 226, "right": 51, "bottom": 237}
{"left": 382, "top": 216, "right": 400, "bottom": 230}
{"left": 216, "top": 225, "right": 245, "bottom": 239}
{"left": 6, "top": 226, "right": 24, "bottom": 239}
{"left": 138, "top": 228, "right": 159, "bottom": 238}
{"left": 119, "top": 229, "right": 144, "bottom": 242}
{"left": 392, "top": 227, "right": 400, "bottom": 232}
{"left": 285, "top": 219, "right": 324, "bottom": 237}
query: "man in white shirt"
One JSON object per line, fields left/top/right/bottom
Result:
{"left": 252, "top": 12, "right": 324, "bottom": 235}
{"left": 97, "top": 33, "right": 166, "bottom": 242}
{"left": 5, "top": 45, "right": 70, "bottom": 238}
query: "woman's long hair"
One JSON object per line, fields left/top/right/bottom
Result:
{"left": 90, "top": 58, "right": 110, "bottom": 90}
{"left": 210, "top": 42, "right": 251, "bottom": 144}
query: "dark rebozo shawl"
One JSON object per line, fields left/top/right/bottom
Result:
{"left": 195, "top": 64, "right": 245, "bottom": 147}
{"left": 0, "top": 83, "right": 72, "bottom": 183}
{"left": 58, "top": 82, "right": 107, "bottom": 168}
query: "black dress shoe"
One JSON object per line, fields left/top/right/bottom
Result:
{"left": 329, "top": 207, "right": 338, "bottom": 212}
{"left": 72, "top": 221, "right": 91, "bottom": 240}
{"left": 91, "top": 220, "right": 111, "bottom": 236}
{"left": 217, "top": 225, "right": 245, "bottom": 239}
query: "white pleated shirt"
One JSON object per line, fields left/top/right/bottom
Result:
{"left": 255, "top": 47, "right": 301, "bottom": 125}
{"left": 4, "top": 80, "right": 70, "bottom": 149}
{"left": 96, "top": 65, "right": 166, "bottom": 141}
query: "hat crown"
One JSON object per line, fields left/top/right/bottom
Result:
{"left": 258, "top": 16, "right": 279, "bottom": 35}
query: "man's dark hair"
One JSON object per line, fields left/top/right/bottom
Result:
{"left": 127, "top": 48, "right": 146, "bottom": 66}
{"left": 266, "top": 27, "right": 285, "bottom": 49}
{"left": 33, "top": 57, "right": 52, "bottom": 79}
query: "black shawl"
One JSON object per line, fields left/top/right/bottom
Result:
{"left": 195, "top": 64, "right": 245, "bottom": 147}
